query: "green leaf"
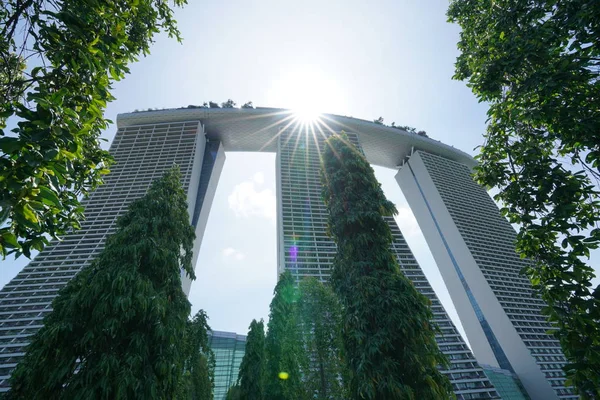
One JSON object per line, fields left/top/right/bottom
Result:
{"left": 0, "top": 137, "right": 21, "bottom": 154}
{"left": 22, "top": 204, "right": 39, "bottom": 224}
{"left": 30, "top": 66, "right": 44, "bottom": 78}
{"left": 37, "top": 186, "right": 61, "bottom": 208}
{"left": 1, "top": 232, "right": 19, "bottom": 248}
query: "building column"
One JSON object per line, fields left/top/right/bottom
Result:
{"left": 396, "top": 150, "right": 563, "bottom": 400}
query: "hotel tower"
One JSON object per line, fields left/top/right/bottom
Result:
{"left": 0, "top": 107, "right": 575, "bottom": 399}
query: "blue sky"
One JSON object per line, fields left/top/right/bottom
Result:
{"left": 2, "top": 1, "right": 596, "bottom": 341}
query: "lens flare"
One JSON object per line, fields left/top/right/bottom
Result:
{"left": 288, "top": 234, "right": 299, "bottom": 263}
{"left": 289, "top": 245, "right": 298, "bottom": 262}
{"left": 293, "top": 107, "right": 321, "bottom": 124}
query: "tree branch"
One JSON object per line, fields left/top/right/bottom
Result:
{"left": 2, "top": 0, "right": 36, "bottom": 40}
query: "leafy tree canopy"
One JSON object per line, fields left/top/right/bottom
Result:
{"left": 221, "top": 99, "right": 236, "bottom": 108}
{"left": 6, "top": 167, "right": 196, "bottom": 400}
{"left": 265, "top": 271, "right": 308, "bottom": 400}
{"left": 238, "top": 319, "right": 266, "bottom": 400}
{"left": 297, "top": 278, "right": 348, "bottom": 400}
{"left": 226, "top": 385, "right": 242, "bottom": 400}
{"left": 321, "top": 133, "right": 454, "bottom": 399}
{"left": 176, "top": 310, "right": 215, "bottom": 400}
{"left": 0, "top": 0, "right": 186, "bottom": 258}
{"left": 448, "top": 1, "right": 600, "bottom": 395}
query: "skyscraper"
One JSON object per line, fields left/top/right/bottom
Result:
{"left": 0, "top": 107, "right": 574, "bottom": 399}
{"left": 277, "top": 127, "right": 498, "bottom": 399}
{"left": 0, "top": 119, "right": 225, "bottom": 390}
{"left": 396, "top": 151, "right": 576, "bottom": 399}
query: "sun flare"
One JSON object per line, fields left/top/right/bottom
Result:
{"left": 293, "top": 104, "right": 322, "bottom": 124}
{"left": 267, "top": 64, "right": 347, "bottom": 124}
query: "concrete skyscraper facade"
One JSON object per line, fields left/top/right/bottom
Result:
{"left": 0, "top": 107, "right": 574, "bottom": 399}
{"left": 277, "top": 127, "right": 498, "bottom": 398}
{"left": 397, "top": 151, "right": 576, "bottom": 399}
{"left": 0, "top": 119, "right": 226, "bottom": 391}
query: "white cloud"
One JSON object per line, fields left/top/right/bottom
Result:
{"left": 222, "top": 247, "right": 236, "bottom": 257}
{"left": 222, "top": 247, "right": 246, "bottom": 261}
{"left": 394, "top": 206, "right": 422, "bottom": 238}
{"left": 253, "top": 172, "right": 265, "bottom": 184}
{"left": 228, "top": 178, "right": 276, "bottom": 223}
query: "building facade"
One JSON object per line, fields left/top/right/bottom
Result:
{"left": 277, "top": 127, "right": 499, "bottom": 399}
{"left": 209, "top": 330, "right": 246, "bottom": 400}
{"left": 0, "top": 120, "right": 225, "bottom": 390}
{"left": 396, "top": 151, "right": 576, "bottom": 399}
{"left": 482, "top": 364, "right": 531, "bottom": 400}
{"left": 0, "top": 107, "right": 574, "bottom": 399}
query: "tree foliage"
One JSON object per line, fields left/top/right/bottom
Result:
{"left": 238, "top": 319, "right": 266, "bottom": 400}
{"left": 297, "top": 278, "right": 348, "bottom": 400}
{"left": 321, "top": 133, "right": 454, "bottom": 399}
{"left": 226, "top": 385, "right": 242, "bottom": 400}
{"left": 264, "top": 271, "right": 308, "bottom": 400}
{"left": 6, "top": 167, "right": 196, "bottom": 399}
{"left": 176, "top": 310, "right": 215, "bottom": 400}
{"left": 221, "top": 99, "right": 236, "bottom": 108}
{"left": 0, "top": 0, "right": 186, "bottom": 258}
{"left": 448, "top": 1, "right": 600, "bottom": 395}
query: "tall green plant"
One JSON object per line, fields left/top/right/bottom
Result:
{"left": 297, "top": 278, "right": 348, "bottom": 400}
{"left": 226, "top": 385, "right": 242, "bottom": 400}
{"left": 448, "top": 1, "right": 600, "bottom": 395}
{"left": 321, "top": 133, "right": 454, "bottom": 399}
{"left": 238, "top": 319, "right": 266, "bottom": 400}
{"left": 264, "top": 271, "right": 307, "bottom": 400}
{"left": 6, "top": 167, "right": 195, "bottom": 399}
{"left": 177, "top": 310, "right": 215, "bottom": 400}
{"left": 0, "top": 0, "right": 186, "bottom": 257}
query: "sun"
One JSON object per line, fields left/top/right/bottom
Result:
{"left": 293, "top": 103, "right": 322, "bottom": 124}
{"left": 267, "top": 64, "right": 347, "bottom": 123}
